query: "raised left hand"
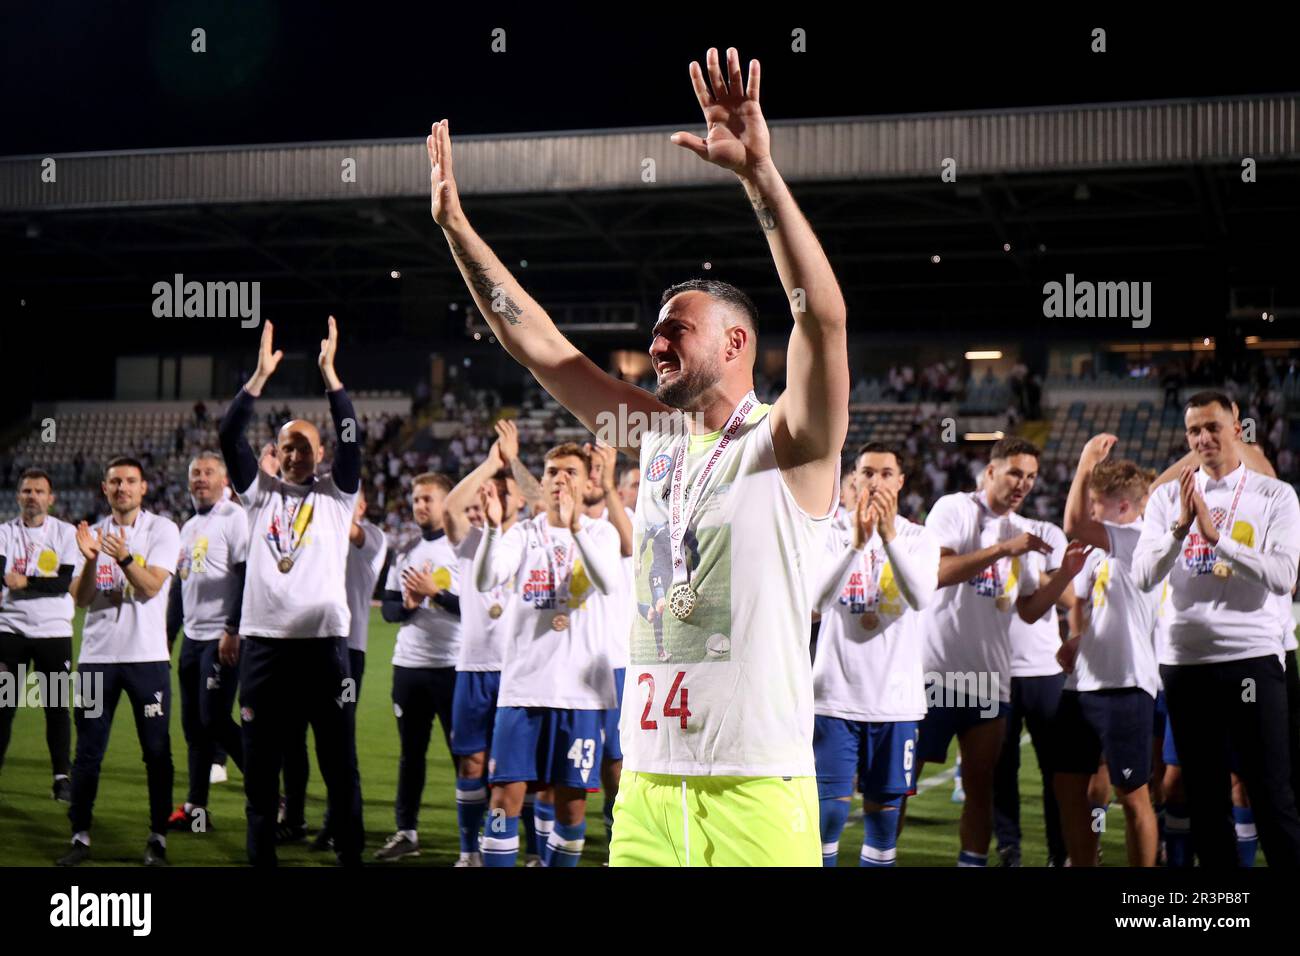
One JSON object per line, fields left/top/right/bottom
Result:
{"left": 670, "top": 47, "right": 770, "bottom": 178}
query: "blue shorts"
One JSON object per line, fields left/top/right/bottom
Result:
{"left": 451, "top": 670, "right": 501, "bottom": 757}
{"left": 602, "top": 668, "right": 625, "bottom": 763}
{"left": 917, "top": 698, "right": 1006, "bottom": 765}
{"left": 489, "top": 706, "right": 605, "bottom": 789}
{"left": 1153, "top": 689, "right": 1167, "bottom": 739}
{"left": 813, "top": 715, "right": 919, "bottom": 801}
{"left": 1054, "top": 688, "right": 1155, "bottom": 790}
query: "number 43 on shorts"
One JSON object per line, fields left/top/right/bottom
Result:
{"left": 567, "top": 738, "right": 596, "bottom": 770}
{"left": 638, "top": 671, "right": 691, "bottom": 730}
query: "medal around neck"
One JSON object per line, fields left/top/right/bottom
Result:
{"left": 551, "top": 612, "right": 570, "bottom": 631}
{"left": 488, "top": 603, "right": 503, "bottom": 619}
{"left": 278, "top": 556, "right": 294, "bottom": 574}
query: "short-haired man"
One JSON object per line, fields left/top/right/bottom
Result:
{"left": 0, "top": 469, "right": 81, "bottom": 801}
{"left": 442, "top": 429, "right": 518, "bottom": 865}
{"left": 1134, "top": 391, "right": 1300, "bottom": 866}
{"left": 429, "top": 46, "right": 848, "bottom": 865}
{"left": 812, "top": 443, "right": 938, "bottom": 866}
{"left": 374, "top": 472, "right": 462, "bottom": 860}
{"left": 913, "top": 437, "right": 1055, "bottom": 867}
{"left": 164, "top": 453, "right": 248, "bottom": 833}
{"left": 1057, "top": 434, "right": 1160, "bottom": 866}
{"left": 59, "top": 458, "right": 180, "bottom": 866}
{"left": 473, "top": 443, "right": 622, "bottom": 866}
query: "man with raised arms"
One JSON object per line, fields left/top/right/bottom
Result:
{"left": 427, "top": 44, "right": 848, "bottom": 865}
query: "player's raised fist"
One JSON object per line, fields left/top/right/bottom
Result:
{"left": 427, "top": 120, "right": 464, "bottom": 227}
{"left": 671, "top": 47, "right": 770, "bottom": 177}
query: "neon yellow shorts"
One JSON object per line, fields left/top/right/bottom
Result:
{"left": 609, "top": 771, "right": 821, "bottom": 867}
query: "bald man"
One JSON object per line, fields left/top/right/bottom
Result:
{"left": 217, "top": 318, "right": 364, "bottom": 867}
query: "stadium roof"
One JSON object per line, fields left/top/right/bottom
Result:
{"left": 4, "top": 92, "right": 1300, "bottom": 348}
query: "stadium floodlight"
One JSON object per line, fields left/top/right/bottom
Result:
{"left": 965, "top": 350, "right": 1002, "bottom": 360}
{"left": 964, "top": 431, "right": 1005, "bottom": 441}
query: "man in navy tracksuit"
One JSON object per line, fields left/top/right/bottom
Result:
{"left": 218, "top": 317, "right": 364, "bottom": 867}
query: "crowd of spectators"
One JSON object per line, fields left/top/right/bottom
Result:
{"left": 2, "top": 355, "right": 1297, "bottom": 545}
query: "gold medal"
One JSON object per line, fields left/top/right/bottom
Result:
{"left": 995, "top": 595, "right": 1011, "bottom": 612}
{"left": 668, "top": 583, "right": 698, "bottom": 621}
{"left": 551, "top": 613, "right": 570, "bottom": 631}
{"left": 277, "top": 556, "right": 294, "bottom": 574}
{"left": 860, "top": 611, "right": 880, "bottom": 631}
{"left": 488, "top": 604, "right": 503, "bottom": 619}
{"left": 1212, "top": 561, "right": 1232, "bottom": 579}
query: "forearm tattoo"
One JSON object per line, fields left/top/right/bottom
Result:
{"left": 449, "top": 239, "right": 525, "bottom": 326}
{"left": 750, "top": 197, "right": 777, "bottom": 231}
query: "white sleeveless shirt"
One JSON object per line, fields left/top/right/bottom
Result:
{"left": 620, "top": 403, "right": 836, "bottom": 777}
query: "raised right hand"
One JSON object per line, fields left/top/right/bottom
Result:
{"left": 1080, "top": 433, "right": 1117, "bottom": 468}
{"left": 75, "top": 522, "right": 101, "bottom": 562}
{"left": 427, "top": 120, "right": 465, "bottom": 227}
{"left": 248, "top": 321, "right": 284, "bottom": 395}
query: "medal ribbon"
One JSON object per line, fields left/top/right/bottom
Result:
{"left": 267, "top": 484, "right": 315, "bottom": 567}
{"left": 667, "top": 391, "right": 757, "bottom": 592}
{"left": 973, "top": 492, "right": 1015, "bottom": 601}
{"left": 1211, "top": 468, "right": 1249, "bottom": 539}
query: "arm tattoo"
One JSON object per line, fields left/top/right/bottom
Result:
{"left": 510, "top": 458, "right": 544, "bottom": 507}
{"left": 449, "top": 240, "right": 525, "bottom": 326}
{"left": 750, "top": 197, "right": 777, "bottom": 231}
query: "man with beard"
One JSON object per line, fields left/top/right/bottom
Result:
{"left": 0, "top": 469, "right": 81, "bottom": 801}
{"left": 427, "top": 44, "right": 848, "bottom": 865}
{"left": 164, "top": 453, "right": 248, "bottom": 834}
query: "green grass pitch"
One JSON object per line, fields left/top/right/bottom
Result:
{"left": 0, "top": 608, "right": 1138, "bottom": 866}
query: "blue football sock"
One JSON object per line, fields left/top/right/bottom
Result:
{"left": 521, "top": 794, "right": 538, "bottom": 856}
{"left": 480, "top": 815, "right": 518, "bottom": 868}
{"left": 534, "top": 799, "right": 556, "bottom": 866}
{"left": 1165, "top": 802, "right": 1191, "bottom": 868}
{"left": 957, "top": 849, "right": 987, "bottom": 867}
{"left": 1234, "top": 806, "right": 1258, "bottom": 868}
{"left": 548, "top": 819, "right": 586, "bottom": 867}
{"left": 861, "top": 800, "right": 901, "bottom": 867}
{"left": 819, "top": 798, "right": 851, "bottom": 867}
{"left": 455, "top": 777, "right": 488, "bottom": 855}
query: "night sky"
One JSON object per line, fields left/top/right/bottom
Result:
{"left": 3, "top": 3, "right": 1297, "bottom": 155}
